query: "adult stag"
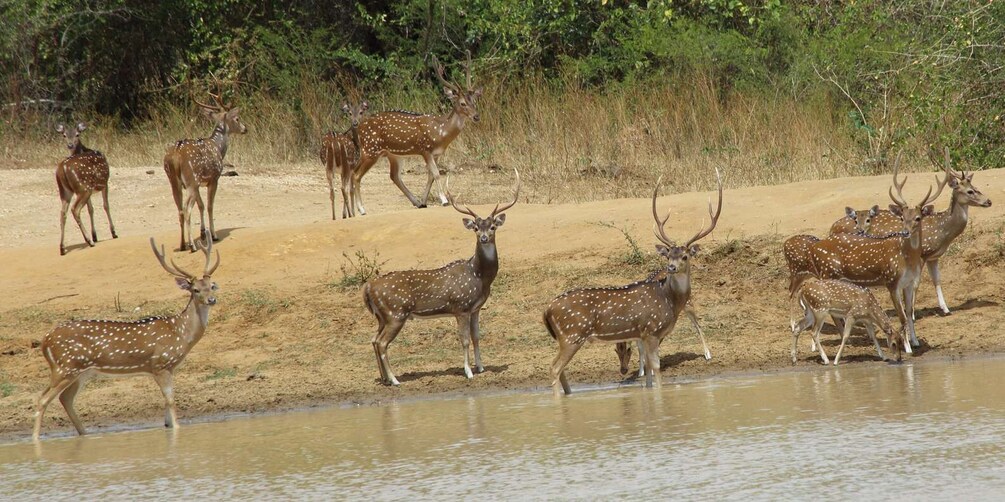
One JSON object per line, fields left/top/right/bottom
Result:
{"left": 351, "top": 52, "right": 482, "bottom": 214}
{"left": 164, "top": 91, "right": 247, "bottom": 251}
{"left": 320, "top": 100, "right": 368, "bottom": 219}
{"left": 830, "top": 149, "right": 991, "bottom": 314}
{"left": 33, "top": 237, "right": 220, "bottom": 440}
{"left": 805, "top": 153, "right": 945, "bottom": 350}
{"left": 55, "top": 122, "right": 118, "bottom": 255}
{"left": 544, "top": 169, "right": 722, "bottom": 395}
{"left": 363, "top": 170, "right": 520, "bottom": 386}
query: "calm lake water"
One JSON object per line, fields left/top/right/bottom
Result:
{"left": 3, "top": 358, "right": 1005, "bottom": 500}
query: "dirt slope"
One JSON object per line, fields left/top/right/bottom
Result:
{"left": 1, "top": 163, "right": 1003, "bottom": 439}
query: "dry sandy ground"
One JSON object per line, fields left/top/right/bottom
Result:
{"left": 1, "top": 161, "right": 1004, "bottom": 440}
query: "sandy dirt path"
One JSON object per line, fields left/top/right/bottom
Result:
{"left": 2, "top": 162, "right": 1003, "bottom": 439}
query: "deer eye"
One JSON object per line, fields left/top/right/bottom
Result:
{"left": 967, "top": 189, "right": 974, "bottom": 195}
{"left": 915, "top": 216, "right": 921, "bottom": 221}
{"left": 490, "top": 226, "right": 496, "bottom": 230}
{"left": 682, "top": 255, "right": 688, "bottom": 260}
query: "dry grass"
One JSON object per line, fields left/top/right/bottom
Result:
{"left": 2, "top": 72, "right": 878, "bottom": 202}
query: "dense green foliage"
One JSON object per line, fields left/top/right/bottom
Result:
{"left": 2, "top": 0, "right": 1002, "bottom": 165}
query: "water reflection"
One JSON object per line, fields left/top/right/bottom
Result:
{"left": 4, "top": 358, "right": 1005, "bottom": 498}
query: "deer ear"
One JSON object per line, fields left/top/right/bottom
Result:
{"left": 463, "top": 218, "right": 477, "bottom": 230}
{"left": 56, "top": 124, "right": 65, "bottom": 133}
{"left": 845, "top": 207, "right": 855, "bottom": 218}
{"left": 922, "top": 204, "right": 936, "bottom": 216}
{"left": 688, "top": 244, "right": 701, "bottom": 256}
{"left": 966, "top": 173, "right": 974, "bottom": 182}
{"left": 341, "top": 102, "right": 350, "bottom": 113}
{"left": 175, "top": 277, "right": 192, "bottom": 290}
{"left": 655, "top": 244, "right": 671, "bottom": 258}
{"left": 948, "top": 176, "right": 960, "bottom": 188}
{"left": 493, "top": 214, "right": 506, "bottom": 227}
{"left": 888, "top": 204, "right": 903, "bottom": 217}
{"left": 869, "top": 205, "right": 880, "bottom": 216}
{"left": 360, "top": 100, "right": 369, "bottom": 111}
{"left": 444, "top": 87, "right": 458, "bottom": 100}
{"left": 227, "top": 107, "right": 240, "bottom": 118}
{"left": 76, "top": 122, "right": 86, "bottom": 132}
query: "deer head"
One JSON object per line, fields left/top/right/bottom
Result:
{"left": 196, "top": 91, "right": 248, "bottom": 135}
{"left": 652, "top": 168, "right": 723, "bottom": 276}
{"left": 934, "top": 148, "right": 993, "bottom": 209}
{"left": 845, "top": 205, "right": 880, "bottom": 233}
{"left": 446, "top": 169, "right": 520, "bottom": 244}
{"left": 55, "top": 122, "right": 87, "bottom": 153}
{"left": 150, "top": 236, "right": 220, "bottom": 307}
{"left": 433, "top": 51, "right": 483, "bottom": 123}
{"left": 887, "top": 151, "right": 943, "bottom": 233}
{"left": 341, "top": 100, "right": 369, "bottom": 128}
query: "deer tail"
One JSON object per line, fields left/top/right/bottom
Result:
{"left": 542, "top": 310, "right": 558, "bottom": 340}
{"left": 362, "top": 283, "right": 376, "bottom": 317}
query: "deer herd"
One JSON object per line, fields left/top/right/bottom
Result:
{"left": 32, "top": 54, "right": 994, "bottom": 440}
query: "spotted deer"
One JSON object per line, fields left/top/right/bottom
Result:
{"left": 614, "top": 299, "right": 711, "bottom": 378}
{"left": 782, "top": 206, "right": 875, "bottom": 296}
{"left": 804, "top": 154, "right": 946, "bottom": 351}
{"left": 829, "top": 205, "right": 880, "bottom": 236}
{"left": 830, "top": 149, "right": 991, "bottom": 314}
{"left": 54, "top": 122, "right": 118, "bottom": 255}
{"left": 363, "top": 170, "right": 519, "bottom": 386}
{"left": 320, "top": 100, "right": 368, "bottom": 219}
{"left": 33, "top": 237, "right": 220, "bottom": 440}
{"left": 791, "top": 277, "right": 903, "bottom": 365}
{"left": 164, "top": 91, "right": 248, "bottom": 251}
{"left": 351, "top": 52, "right": 482, "bottom": 214}
{"left": 544, "top": 169, "right": 722, "bottom": 395}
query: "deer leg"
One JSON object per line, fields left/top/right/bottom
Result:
{"left": 329, "top": 164, "right": 342, "bottom": 219}
{"left": 206, "top": 180, "right": 219, "bottom": 242}
{"left": 811, "top": 317, "right": 830, "bottom": 365}
{"left": 927, "top": 260, "right": 950, "bottom": 315}
{"left": 888, "top": 287, "right": 913, "bottom": 354}
{"left": 101, "top": 189, "right": 117, "bottom": 239}
{"left": 833, "top": 315, "right": 856, "bottom": 366}
{"left": 642, "top": 336, "right": 662, "bottom": 389}
{"left": 167, "top": 169, "right": 186, "bottom": 251}
{"left": 183, "top": 186, "right": 201, "bottom": 251}
{"left": 351, "top": 157, "right": 374, "bottom": 216}
{"left": 791, "top": 309, "right": 813, "bottom": 363}
{"left": 58, "top": 378, "right": 86, "bottom": 435}
{"left": 375, "top": 319, "right": 405, "bottom": 386}
{"left": 685, "top": 307, "right": 712, "bottom": 360}
{"left": 420, "top": 153, "right": 449, "bottom": 206}
{"left": 86, "top": 197, "right": 97, "bottom": 242}
{"left": 469, "top": 310, "right": 484, "bottom": 373}
{"left": 70, "top": 194, "right": 94, "bottom": 247}
{"left": 636, "top": 340, "right": 645, "bottom": 377}
{"left": 388, "top": 155, "right": 424, "bottom": 208}
{"left": 866, "top": 323, "right": 885, "bottom": 361}
{"left": 33, "top": 376, "right": 78, "bottom": 440}
{"left": 550, "top": 342, "right": 582, "bottom": 397}
{"left": 904, "top": 285, "right": 920, "bottom": 348}
{"left": 456, "top": 314, "right": 474, "bottom": 379}
{"left": 59, "top": 197, "right": 71, "bottom": 255}
{"left": 153, "top": 371, "right": 179, "bottom": 429}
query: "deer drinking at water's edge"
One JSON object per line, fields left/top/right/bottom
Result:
{"left": 544, "top": 169, "right": 723, "bottom": 396}
{"left": 363, "top": 169, "right": 520, "bottom": 386}
{"left": 829, "top": 148, "right": 991, "bottom": 314}
{"left": 55, "top": 122, "right": 118, "bottom": 255}
{"left": 320, "top": 100, "right": 368, "bottom": 219}
{"left": 164, "top": 90, "right": 247, "bottom": 251}
{"left": 350, "top": 52, "right": 482, "bottom": 215}
{"left": 33, "top": 237, "right": 220, "bottom": 440}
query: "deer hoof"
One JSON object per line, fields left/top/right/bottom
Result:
{"left": 417, "top": 204, "right": 427, "bottom": 209}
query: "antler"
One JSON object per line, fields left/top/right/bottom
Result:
{"left": 921, "top": 148, "right": 951, "bottom": 207}
{"left": 685, "top": 168, "right": 724, "bottom": 248}
{"left": 651, "top": 176, "right": 675, "bottom": 247}
{"left": 194, "top": 91, "right": 226, "bottom": 112}
{"left": 194, "top": 236, "right": 221, "bottom": 277}
{"left": 464, "top": 49, "right": 473, "bottom": 90}
{"left": 446, "top": 177, "right": 479, "bottom": 219}
{"left": 489, "top": 168, "right": 521, "bottom": 218}
{"left": 150, "top": 238, "right": 195, "bottom": 279}
{"left": 432, "top": 55, "right": 460, "bottom": 93}
{"left": 888, "top": 151, "right": 908, "bottom": 207}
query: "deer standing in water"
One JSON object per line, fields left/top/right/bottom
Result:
{"left": 33, "top": 237, "right": 220, "bottom": 440}
{"left": 320, "top": 100, "right": 368, "bottom": 219}
{"left": 351, "top": 53, "right": 482, "bottom": 214}
{"left": 363, "top": 170, "right": 519, "bottom": 386}
{"left": 544, "top": 169, "right": 722, "bottom": 395}
{"left": 791, "top": 277, "right": 903, "bottom": 365}
{"left": 804, "top": 154, "right": 946, "bottom": 351}
{"left": 164, "top": 91, "right": 247, "bottom": 251}
{"left": 55, "top": 122, "right": 118, "bottom": 255}
{"left": 830, "top": 149, "right": 990, "bottom": 314}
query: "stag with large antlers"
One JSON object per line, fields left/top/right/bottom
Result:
{"left": 164, "top": 89, "right": 247, "bottom": 251}
{"left": 363, "top": 170, "right": 519, "bottom": 386}
{"left": 544, "top": 169, "right": 723, "bottom": 395}
{"left": 350, "top": 52, "right": 482, "bottom": 214}
{"left": 829, "top": 149, "right": 991, "bottom": 314}
{"left": 33, "top": 237, "right": 220, "bottom": 440}
{"left": 320, "top": 100, "right": 368, "bottom": 219}
{"left": 54, "top": 122, "right": 118, "bottom": 255}
{"left": 803, "top": 153, "right": 945, "bottom": 350}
